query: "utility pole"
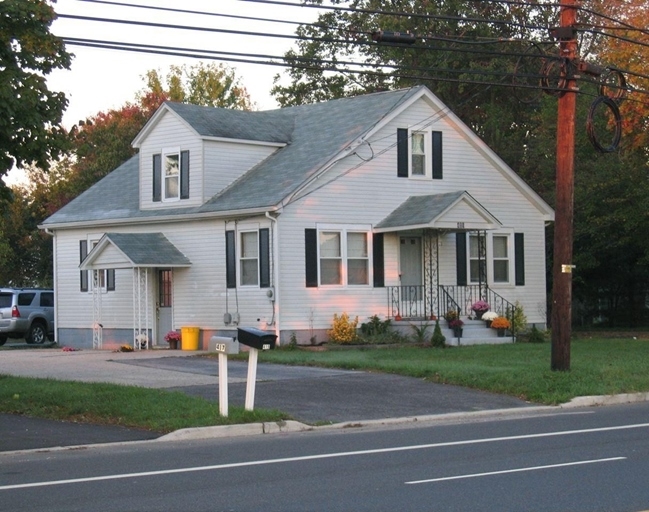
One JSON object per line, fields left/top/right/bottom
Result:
{"left": 551, "top": 0, "right": 578, "bottom": 371}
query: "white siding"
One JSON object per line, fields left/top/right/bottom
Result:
{"left": 274, "top": 96, "right": 549, "bottom": 335}
{"left": 203, "top": 140, "right": 277, "bottom": 199}
{"left": 139, "top": 112, "right": 203, "bottom": 209}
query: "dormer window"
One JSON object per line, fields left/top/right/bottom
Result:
{"left": 153, "top": 149, "right": 190, "bottom": 202}
{"left": 164, "top": 151, "right": 180, "bottom": 200}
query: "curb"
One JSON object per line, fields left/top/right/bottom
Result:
{"left": 156, "top": 420, "right": 311, "bottom": 441}
{"left": 561, "top": 392, "right": 649, "bottom": 408}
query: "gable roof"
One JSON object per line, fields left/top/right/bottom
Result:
{"left": 374, "top": 191, "right": 502, "bottom": 232}
{"left": 42, "top": 85, "right": 553, "bottom": 228}
{"left": 80, "top": 232, "right": 191, "bottom": 270}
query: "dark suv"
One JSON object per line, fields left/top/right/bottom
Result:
{"left": 0, "top": 288, "right": 55, "bottom": 346}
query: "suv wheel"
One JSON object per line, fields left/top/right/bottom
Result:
{"left": 26, "top": 323, "right": 47, "bottom": 345}
{"left": 0, "top": 335, "right": 6, "bottom": 347}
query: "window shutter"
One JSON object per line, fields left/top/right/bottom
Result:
{"left": 397, "top": 128, "right": 409, "bottom": 178}
{"left": 456, "top": 233, "right": 467, "bottom": 286}
{"left": 515, "top": 233, "right": 525, "bottom": 286}
{"left": 152, "top": 154, "right": 162, "bottom": 202}
{"left": 79, "top": 240, "right": 88, "bottom": 292}
{"left": 180, "top": 150, "right": 190, "bottom": 199}
{"left": 372, "top": 233, "right": 385, "bottom": 288}
{"left": 305, "top": 228, "right": 318, "bottom": 287}
{"left": 107, "top": 269, "right": 115, "bottom": 291}
{"left": 259, "top": 228, "right": 270, "bottom": 288}
{"left": 226, "top": 230, "right": 236, "bottom": 289}
{"left": 432, "top": 131, "right": 443, "bottom": 179}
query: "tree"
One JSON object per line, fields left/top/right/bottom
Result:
{"left": 142, "top": 62, "right": 254, "bottom": 110}
{"left": 0, "top": 0, "right": 71, "bottom": 186}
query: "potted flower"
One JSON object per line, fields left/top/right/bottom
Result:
{"left": 471, "top": 300, "right": 490, "bottom": 320}
{"left": 164, "top": 330, "right": 181, "bottom": 350}
{"left": 481, "top": 311, "right": 498, "bottom": 328}
{"left": 449, "top": 318, "right": 464, "bottom": 337}
{"left": 444, "top": 310, "right": 459, "bottom": 326}
{"left": 490, "top": 316, "right": 510, "bottom": 337}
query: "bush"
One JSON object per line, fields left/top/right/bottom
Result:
{"left": 328, "top": 313, "right": 359, "bottom": 344}
{"left": 361, "top": 315, "right": 391, "bottom": 336}
{"left": 524, "top": 325, "right": 548, "bottom": 343}
{"left": 410, "top": 322, "right": 431, "bottom": 344}
{"left": 431, "top": 320, "right": 446, "bottom": 348}
{"left": 510, "top": 301, "right": 528, "bottom": 333}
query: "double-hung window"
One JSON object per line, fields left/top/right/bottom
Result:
{"left": 164, "top": 151, "right": 180, "bottom": 200}
{"left": 411, "top": 132, "right": 426, "bottom": 176}
{"left": 240, "top": 231, "right": 259, "bottom": 286}
{"left": 397, "top": 128, "right": 443, "bottom": 179}
{"left": 225, "top": 227, "right": 271, "bottom": 289}
{"left": 318, "top": 227, "right": 369, "bottom": 286}
{"left": 468, "top": 233, "right": 511, "bottom": 284}
{"left": 153, "top": 149, "right": 190, "bottom": 202}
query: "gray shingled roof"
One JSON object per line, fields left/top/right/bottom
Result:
{"left": 42, "top": 86, "right": 423, "bottom": 227}
{"left": 375, "top": 192, "right": 467, "bottom": 230}
{"left": 96, "top": 233, "right": 191, "bottom": 267}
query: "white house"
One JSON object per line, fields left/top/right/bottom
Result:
{"left": 41, "top": 85, "right": 554, "bottom": 350}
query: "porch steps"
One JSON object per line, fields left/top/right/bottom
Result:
{"left": 443, "top": 318, "right": 514, "bottom": 347}
{"left": 394, "top": 318, "right": 514, "bottom": 346}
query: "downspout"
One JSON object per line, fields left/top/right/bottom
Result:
{"left": 265, "top": 211, "right": 280, "bottom": 344}
{"left": 43, "top": 228, "right": 58, "bottom": 343}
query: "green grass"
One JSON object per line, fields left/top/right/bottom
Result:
{"left": 253, "top": 338, "right": 649, "bottom": 405}
{"left": 0, "top": 375, "right": 289, "bottom": 433}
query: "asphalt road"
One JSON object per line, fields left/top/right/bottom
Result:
{"left": 2, "top": 402, "right": 649, "bottom": 511}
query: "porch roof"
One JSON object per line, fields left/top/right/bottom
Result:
{"left": 80, "top": 233, "right": 192, "bottom": 270}
{"left": 373, "top": 191, "right": 502, "bottom": 233}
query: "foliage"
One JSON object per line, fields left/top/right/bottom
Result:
{"left": 449, "top": 319, "right": 464, "bottom": 329}
{"left": 410, "top": 322, "right": 430, "bottom": 344}
{"left": 360, "top": 315, "right": 392, "bottom": 336}
{"left": 471, "top": 300, "right": 490, "bottom": 312}
{"left": 142, "top": 62, "right": 254, "bottom": 110}
{"left": 0, "top": 0, "right": 72, "bottom": 182}
{"left": 119, "top": 344, "right": 133, "bottom": 352}
{"left": 327, "top": 313, "right": 359, "bottom": 344}
{"left": 444, "top": 310, "right": 459, "bottom": 323}
{"left": 523, "top": 325, "right": 548, "bottom": 344}
{"left": 431, "top": 320, "right": 446, "bottom": 348}
{"left": 164, "top": 331, "right": 181, "bottom": 343}
{"left": 491, "top": 317, "right": 511, "bottom": 330}
{"left": 509, "top": 301, "right": 528, "bottom": 333}
{"left": 482, "top": 311, "right": 498, "bottom": 322}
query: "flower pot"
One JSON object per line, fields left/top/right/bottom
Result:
{"left": 168, "top": 340, "right": 179, "bottom": 350}
{"left": 473, "top": 310, "right": 485, "bottom": 320}
{"left": 485, "top": 320, "right": 492, "bottom": 328}
{"left": 497, "top": 328, "right": 506, "bottom": 338}
{"left": 453, "top": 327, "right": 463, "bottom": 338}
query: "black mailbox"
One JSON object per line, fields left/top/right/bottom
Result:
{"left": 237, "top": 327, "right": 277, "bottom": 350}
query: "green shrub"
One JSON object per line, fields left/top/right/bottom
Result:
{"left": 431, "top": 320, "right": 447, "bottom": 348}
{"left": 360, "top": 315, "right": 391, "bottom": 336}
{"left": 410, "top": 322, "right": 431, "bottom": 344}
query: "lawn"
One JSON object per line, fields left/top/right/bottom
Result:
{"left": 253, "top": 337, "right": 649, "bottom": 405}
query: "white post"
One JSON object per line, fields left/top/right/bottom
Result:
{"left": 244, "top": 348, "right": 258, "bottom": 411}
{"left": 218, "top": 352, "right": 229, "bottom": 417}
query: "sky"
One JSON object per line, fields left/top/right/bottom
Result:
{"left": 8, "top": 0, "right": 321, "bottom": 184}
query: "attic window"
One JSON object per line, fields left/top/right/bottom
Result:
{"left": 153, "top": 149, "right": 190, "bottom": 202}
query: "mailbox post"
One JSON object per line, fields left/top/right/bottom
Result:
{"left": 209, "top": 336, "right": 239, "bottom": 417}
{"left": 237, "top": 327, "right": 276, "bottom": 411}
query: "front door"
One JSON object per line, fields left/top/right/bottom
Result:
{"left": 400, "top": 237, "right": 422, "bottom": 302}
{"left": 156, "top": 269, "right": 173, "bottom": 346}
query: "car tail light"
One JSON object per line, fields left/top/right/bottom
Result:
{"left": 12, "top": 306, "right": 20, "bottom": 318}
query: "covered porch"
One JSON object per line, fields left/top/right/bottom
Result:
{"left": 80, "top": 232, "right": 192, "bottom": 350}
{"left": 374, "top": 191, "right": 518, "bottom": 332}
